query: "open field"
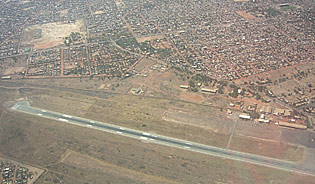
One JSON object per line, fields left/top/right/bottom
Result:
{"left": 61, "top": 151, "right": 178, "bottom": 184}
{"left": 163, "top": 108, "right": 234, "bottom": 134}
{"left": 21, "top": 19, "right": 86, "bottom": 50}
{"left": 0, "top": 86, "right": 315, "bottom": 183}
{"left": 281, "top": 6, "right": 297, "bottom": 10}
{"left": 230, "top": 135, "right": 304, "bottom": 162}
{"left": 59, "top": 9, "right": 68, "bottom": 17}
{"left": 136, "top": 35, "right": 164, "bottom": 42}
{"left": 114, "top": 0, "right": 125, "bottom": 7}
{"left": 3, "top": 67, "right": 24, "bottom": 75}
{"left": 179, "top": 90, "right": 205, "bottom": 103}
{"left": 0, "top": 56, "right": 27, "bottom": 76}
{"left": 236, "top": 10, "right": 256, "bottom": 20}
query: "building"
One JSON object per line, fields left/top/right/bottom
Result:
{"left": 258, "top": 119, "right": 270, "bottom": 124}
{"left": 227, "top": 109, "right": 232, "bottom": 115}
{"left": 260, "top": 114, "right": 265, "bottom": 119}
{"left": 201, "top": 88, "right": 218, "bottom": 93}
{"left": 260, "top": 105, "right": 272, "bottom": 114}
{"left": 284, "top": 110, "right": 291, "bottom": 117}
{"left": 180, "top": 85, "right": 189, "bottom": 89}
{"left": 278, "top": 121, "right": 307, "bottom": 130}
{"left": 239, "top": 113, "right": 251, "bottom": 120}
{"left": 274, "top": 108, "right": 291, "bottom": 116}
{"left": 1, "top": 76, "right": 11, "bottom": 80}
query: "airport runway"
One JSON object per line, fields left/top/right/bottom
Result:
{"left": 11, "top": 101, "right": 315, "bottom": 177}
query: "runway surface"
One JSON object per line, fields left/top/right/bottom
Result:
{"left": 11, "top": 101, "right": 315, "bottom": 177}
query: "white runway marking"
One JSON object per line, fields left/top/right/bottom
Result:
{"left": 63, "top": 114, "right": 72, "bottom": 118}
{"left": 58, "top": 118, "right": 68, "bottom": 122}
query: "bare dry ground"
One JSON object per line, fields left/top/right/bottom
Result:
{"left": 59, "top": 9, "right": 68, "bottom": 16}
{"left": 114, "top": 0, "right": 125, "bottom": 8}
{"left": 163, "top": 108, "right": 234, "bottom": 134}
{"left": 136, "top": 35, "right": 164, "bottom": 42}
{"left": 3, "top": 67, "right": 24, "bottom": 75}
{"left": 61, "top": 150, "right": 179, "bottom": 184}
{"left": 236, "top": 10, "right": 256, "bottom": 20}
{"left": 21, "top": 19, "right": 86, "bottom": 50}
{"left": 230, "top": 134, "right": 305, "bottom": 162}
{"left": 0, "top": 86, "right": 315, "bottom": 183}
{"left": 93, "top": 10, "right": 105, "bottom": 15}
{"left": 0, "top": 56, "right": 27, "bottom": 76}
{"left": 179, "top": 91, "right": 205, "bottom": 103}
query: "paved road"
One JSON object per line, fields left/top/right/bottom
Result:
{"left": 11, "top": 101, "right": 315, "bottom": 177}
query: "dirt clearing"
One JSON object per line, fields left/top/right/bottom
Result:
{"left": 163, "top": 108, "right": 234, "bottom": 134}
{"left": 62, "top": 150, "right": 178, "bottom": 184}
{"left": 179, "top": 91, "right": 205, "bottom": 103}
{"left": 236, "top": 10, "right": 256, "bottom": 20}
{"left": 21, "top": 19, "right": 86, "bottom": 50}
{"left": 136, "top": 35, "right": 164, "bottom": 42}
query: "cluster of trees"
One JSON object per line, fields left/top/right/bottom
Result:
{"left": 65, "top": 32, "right": 83, "bottom": 46}
{"left": 229, "top": 84, "right": 240, "bottom": 98}
{"left": 116, "top": 37, "right": 140, "bottom": 52}
{"left": 191, "top": 74, "right": 214, "bottom": 84}
{"left": 217, "top": 81, "right": 227, "bottom": 94}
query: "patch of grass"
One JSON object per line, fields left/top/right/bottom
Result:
{"left": 281, "top": 6, "right": 296, "bottom": 10}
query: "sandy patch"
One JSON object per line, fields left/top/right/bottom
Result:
{"left": 62, "top": 151, "right": 177, "bottom": 184}
{"left": 60, "top": 9, "right": 68, "bottom": 16}
{"left": 3, "top": 67, "right": 25, "bottom": 75}
{"left": 21, "top": 19, "right": 86, "bottom": 50}
{"left": 21, "top": 0, "right": 31, "bottom": 4}
{"left": 114, "top": 0, "right": 125, "bottom": 7}
{"left": 163, "top": 109, "right": 234, "bottom": 134}
{"left": 179, "top": 91, "right": 204, "bottom": 103}
{"left": 136, "top": 35, "right": 164, "bottom": 42}
{"left": 236, "top": 10, "right": 256, "bottom": 20}
{"left": 158, "top": 42, "right": 171, "bottom": 49}
{"left": 98, "top": 84, "right": 106, "bottom": 89}
{"left": 94, "top": 10, "right": 105, "bottom": 15}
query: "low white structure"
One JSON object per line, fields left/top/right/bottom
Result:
{"left": 180, "top": 85, "right": 189, "bottom": 89}
{"left": 258, "top": 119, "right": 270, "bottom": 124}
{"left": 239, "top": 113, "right": 251, "bottom": 120}
{"left": 201, "top": 88, "right": 218, "bottom": 93}
{"left": 260, "top": 114, "right": 265, "bottom": 119}
{"left": 1, "top": 76, "right": 11, "bottom": 80}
